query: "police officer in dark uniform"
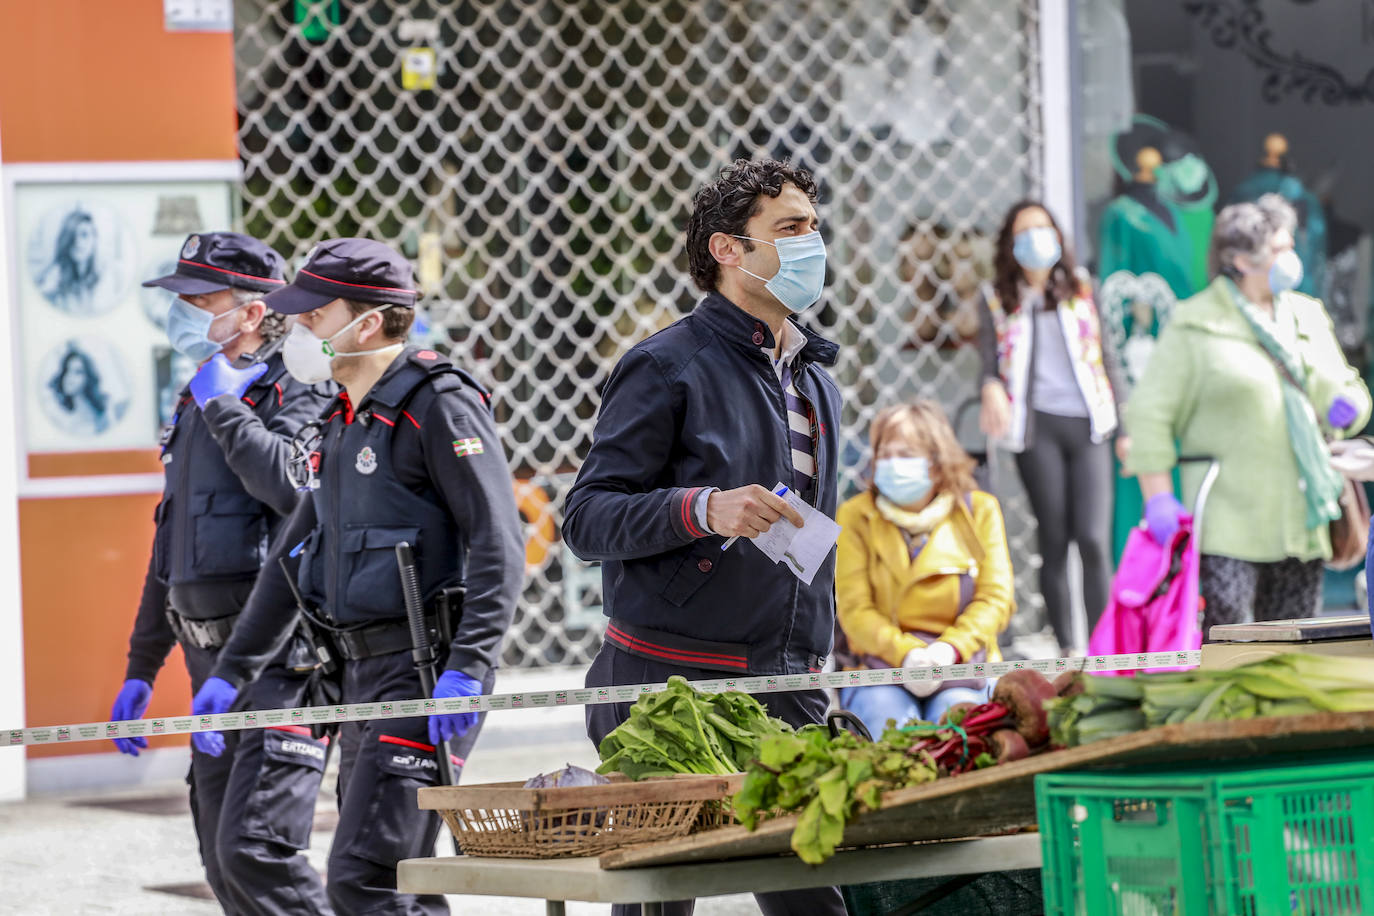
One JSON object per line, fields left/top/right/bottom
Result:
{"left": 193, "top": 238, "right": 525, "bottom": 915}
{"left": 106, "top": 232, "right": 335, "bottom": 915}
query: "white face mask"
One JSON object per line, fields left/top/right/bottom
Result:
{"left": 281, "top": 306, "right": 403, "bottom": 384}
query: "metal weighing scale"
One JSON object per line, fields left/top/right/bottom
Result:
{"left": 1203, "top": 614, "right": 1374, "bottom": 669}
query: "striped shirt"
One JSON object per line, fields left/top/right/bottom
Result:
{"left": 690, "top": 320, "right": 818, "bottom": 534}
{"left": 768, "top": 321, "right": 816, "bottom": 501}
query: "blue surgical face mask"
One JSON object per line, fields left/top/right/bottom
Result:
{"left": 1268, "top": 249, "right": 1304, "bottom": 295}
{"left": 1012, "top": 227, "right": 1062, "bottom": 271}
{"left": 167, "top": 298, "right": 246, "bottom": 362}
{"left": 874, "top": 456, "right": 932, "bottom": 507}
{"left": 734, "top": 231, "right": 827, "bottom": 312}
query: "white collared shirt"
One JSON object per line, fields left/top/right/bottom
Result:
{"left": 764, "top": 318, "right": 808, "bottom": 380}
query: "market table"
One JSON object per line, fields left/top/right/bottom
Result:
{"left": 397, "top": 832, "right": 1042, "bottom": 915}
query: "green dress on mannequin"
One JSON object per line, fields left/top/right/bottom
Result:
{"left": 1228, "top": 134, "right": 1327, "bottom": 299}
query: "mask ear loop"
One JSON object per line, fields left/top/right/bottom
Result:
{"left": 731, "top": 235, "right": 775, "bottom": 285}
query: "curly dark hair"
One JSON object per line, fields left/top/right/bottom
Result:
{"left": 992, "top": 200, "right": 1080, "bottom": 314}
{"left": 685, "top": 158, "right": 819, "bottom": 292}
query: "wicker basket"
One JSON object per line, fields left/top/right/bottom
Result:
{"left": 418, "top": 774, "right": 735, "bottom": 858}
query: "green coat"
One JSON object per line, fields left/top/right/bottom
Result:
{"left": 1125, "top": 277, "right": 1371, "bottom": 563}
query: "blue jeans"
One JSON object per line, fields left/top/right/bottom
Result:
{"left": 839, "top": 683, "right": 990, "bottom": 738}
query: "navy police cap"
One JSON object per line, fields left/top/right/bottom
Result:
{"left": 263, "top": 238, "right": 418, "bottom": 315}
{"left": 142, "top": 232, "right": 286, "bottom": 295}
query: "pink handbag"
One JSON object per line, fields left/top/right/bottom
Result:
{"left": 1087, "top": 514, "right": 1202, "bottom": 674}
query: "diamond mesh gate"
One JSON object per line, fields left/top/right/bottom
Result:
{"left": 234, "top": 0, "right": 1048, "bottom": 667}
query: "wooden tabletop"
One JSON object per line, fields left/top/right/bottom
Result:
{"left": 600, "top": 710, "right": 1374, "bottom": 870}
{"left": 397, "top": 833, "right": 1042, "bottom": 903}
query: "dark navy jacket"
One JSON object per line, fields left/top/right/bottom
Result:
{"left": 563, "top": 293, "right": 842, "bottom": 675}
{"left": 212, "top": 348, "right": 525, "bottom": 688}
{"left": 125, "top": 345, "right": 331, "bottom": 683}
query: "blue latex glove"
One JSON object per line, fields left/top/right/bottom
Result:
{"left": 1328, "top": 395, "right": 1359, "bottom": 429}
{"left": 1144, "top": 492, "right": 1187, "bottom": 546}
{"left": 429, "top": 670, "right": 482, "bottom": 747}
{"left": 189, "top": 354, "right": 269, "bottom": 409}
{"left": 109, "top": 679, "right": 153, "bottom": 756}
{"left": 190, "top": 677, "right": 239, "bottom": 757}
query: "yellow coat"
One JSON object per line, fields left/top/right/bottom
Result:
{"left": 836, "top": 490, "right": 1015, "bottom": 668}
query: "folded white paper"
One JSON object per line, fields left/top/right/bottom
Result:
{"left": 749, "top": 481, "right": 842, "bottom": 585}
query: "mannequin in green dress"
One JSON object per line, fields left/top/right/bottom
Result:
{"left": 1228, "top": 133, "right": 1327, "bottom": 298}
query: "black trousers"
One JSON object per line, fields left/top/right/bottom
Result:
{"left": 184, "top": 643, "right": 333, "bottom": 916}
{"left": 326, "top": 651, "right": 492, "bottom": 916}
{"left": 1015, "top": 411, "right": 1115, "bottom": 649}
{"left": 585, "top": 645, "right": 848, "bottom": 916}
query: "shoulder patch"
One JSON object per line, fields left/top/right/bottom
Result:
{"left": 408, "top": 349, "right": 451, "bottom": 371}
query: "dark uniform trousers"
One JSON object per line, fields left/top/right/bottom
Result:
{"left": 184, "top": 642, "right": 332, "bottom": 916}
{"left": 586, "top": 646, "right": 848, "bottom": 916}
{"left": 327, "top": 651, "right": 493, "bottom": 916}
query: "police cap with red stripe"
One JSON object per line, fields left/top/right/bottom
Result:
{"left": 142, "top": 231, "right": 286, "bottom": 295}
{"left": 263, "top": 238, "right": 418, "bottom": 315}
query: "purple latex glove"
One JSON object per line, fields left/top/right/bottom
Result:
{"left": 109, "top": 679, "right": 153, "bottom": 756}
{"left": 1328, "top": 395, "right": 1359, "bottom": 430}
{"left": 190, "top": 676, "right": 239, "bottom": 757}
{"left": 189, "top": 354, "right": 269, "bottom": 409}
{"left": 429, "top": 669, "right": 482, "bottom": 746}
{"left": 1144, "top": 492, "right": 1186, "bottom": 546}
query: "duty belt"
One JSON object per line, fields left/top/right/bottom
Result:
{"left": 331, "top": 614, "right": 441, "bottom": 662}
{"left": 166, "top": 610, "right": 239, "bottom": 651}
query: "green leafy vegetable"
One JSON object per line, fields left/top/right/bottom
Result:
{"left": 595, "top": 676, "right": 790, "bottom": 779}
{"left": 733, "top": 724, "right": 938, "bottom": 864}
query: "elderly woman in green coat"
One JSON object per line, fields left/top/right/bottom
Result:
{"left": 1125, "top": 194, "right": 1370, "bottom": 633}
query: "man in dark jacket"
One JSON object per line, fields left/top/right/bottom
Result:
{"left": 107, "top": 232, "right": 334, "bottom": 914}
{"left": 194, "top": 239, "right": 525, "bottom": 915}
{"left": 564, "top": 158, "right": 846, "bottom": 916}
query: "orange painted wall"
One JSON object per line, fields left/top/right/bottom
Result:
{"left": 0, "top": 0, "right": 237, "bottom": 163}
{"left": 2, "top": 1, "right": 239, "bottom": 757}
{"left": 20, "top": 496, "right": 191, "bottom": 759}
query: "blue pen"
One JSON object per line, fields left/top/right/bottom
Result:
{"left": 721, "top": 484, "right": 789, "bottom": 552}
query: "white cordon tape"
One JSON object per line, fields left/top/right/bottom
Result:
{"left": 1, "top": 651, "right": 1200, "bottom": 748}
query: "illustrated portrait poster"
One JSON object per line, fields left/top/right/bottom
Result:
{"left": 10, "top": 174, "right": 234, "bottom": 455}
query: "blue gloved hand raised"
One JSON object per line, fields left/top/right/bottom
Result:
{"left": 109, "top": 679, "right": 153, "bottom": 756}
{"left": 190, "top": 676, "right": 239, "bottom": 757}
{"left": 1328, "top": 395, "right": 1359, "bottom": 430}
{"left": 1144, "top": 492, "right": 1187, "bottom": 546}
{"left": 429, "top": 670, "right": 482, "bottom": 746}
{"left": 189, "top": 354, "right": 269, "bottom": 409}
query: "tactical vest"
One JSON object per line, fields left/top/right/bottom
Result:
{"left": 153, "top": 355, "right": 292, "bottom": 594}
{"left": 296, "top": 351, "right": 490, "bottom": 626}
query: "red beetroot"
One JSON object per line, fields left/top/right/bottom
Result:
{"left": 991, "top": 670, "right": 1056, "bottom": 747}
{"left": 1053, "top": 672, "right": 1083, "bottom": 698}
{"left": 990, "top": 728, "right": 1030, "bottom": 762}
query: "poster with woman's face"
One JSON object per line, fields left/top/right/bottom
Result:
{"left": 35, "top": 337, "right": 132, "bottom": 437}
{"left": 11, "top": 176, "right": 233, "bottom": 453}
{"left": 24, "top": 201, "right": 137, "bottom": 318}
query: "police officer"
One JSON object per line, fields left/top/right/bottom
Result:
{"left": 194, "top": 239, "right": 525, "bottom": 915}
{"left": 107, "top": 232, "right": 334, "bottom": 915}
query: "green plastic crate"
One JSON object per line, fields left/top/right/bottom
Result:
{"left": 1036, "top": 756, "right": 1374, "bottom": 915}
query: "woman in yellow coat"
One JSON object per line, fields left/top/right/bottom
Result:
{"left": 836, "top": 401, "right": 1017, "bottom": 734}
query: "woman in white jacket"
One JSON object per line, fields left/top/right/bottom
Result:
{"left": 976, "top": 200, "right": 1127, "bottom": 655}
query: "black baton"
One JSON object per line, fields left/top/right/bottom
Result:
{"left": 396, "top": 542, "right": 457, "bottom": 787}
